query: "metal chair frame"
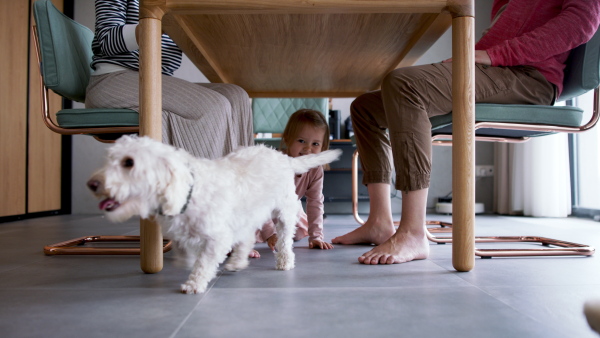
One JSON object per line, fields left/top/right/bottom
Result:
{"left": 32, "top": 25, "right": 139, "bottom": 143}
{"left": 32, "top": 14, "right": 170, "bottom": 255}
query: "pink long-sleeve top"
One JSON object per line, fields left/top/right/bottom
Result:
{"left": 294, "top": 166, "right": 325, "bottom": 242}
{"left": 475, "top": 0, "right": 600, "bottom": 96}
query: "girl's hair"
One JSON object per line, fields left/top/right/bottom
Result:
{"left": 280, "top": 109, "right": 330, "bottom": 151}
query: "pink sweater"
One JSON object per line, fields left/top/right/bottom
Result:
{"left": 294, "top": 166, "right": 325, "bottom": 241}
{"left": 475, "top": 0, "right": 600, "bottom": 96}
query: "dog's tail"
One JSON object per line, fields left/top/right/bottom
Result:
{"left": 290, "top": 149, "right": 342, "bottom": 174}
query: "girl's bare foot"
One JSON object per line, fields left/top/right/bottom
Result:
{"left": 358, "top": 227, "right": 429, "bottom": 264}
{"left": 332, "top": 220, "right": 395, "bottom": 245}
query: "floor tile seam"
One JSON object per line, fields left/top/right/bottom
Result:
{"left": 168, "top": 282, "right": 217, "bottom": 338}
{"left": 0, "top": 258, "right": 49, "bottom": 276}
{"left": 476, "top": 283, "right": 600, "bottom": 289}
{"left": 428, "top": 259, "right": 478, "bottom": 285}
{"left": 473, "top": 284, "right": 574, "bottom": 337}
{"left": 206, "top": 285, "right": 477, "bottom": 292}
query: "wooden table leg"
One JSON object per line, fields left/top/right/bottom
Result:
{"left": 138, "top": 15, "right": 164, "bottom": 274}
{"left": 451, "top": 14, "right": 475, "bottom": 272}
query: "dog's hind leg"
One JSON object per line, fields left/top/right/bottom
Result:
{"left": 224, "top": 235, "right": 254, "bottom": 271}
{"left": 180, "top": 240, "right": 230, "bottom": 294}
{"left": 274, "top": 206, "right": 297, "bottom": 271}
{"left": 171, "top": 241, "right": 197, "bottom": 269}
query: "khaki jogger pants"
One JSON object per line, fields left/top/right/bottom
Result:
{"left": 351, "top": 62, "right": 556, "bottom": 191}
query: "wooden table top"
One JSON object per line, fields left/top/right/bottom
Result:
{"left": 154, "top": 1, "right": 453, "bottom": 97}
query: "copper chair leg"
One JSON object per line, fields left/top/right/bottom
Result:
{"left": 425, "top": 224, "right": 594, "bottom": 258}
{"left": 351, "top": 149, "right": 595, "bottom": 258}
{"left": 44, "top": 236, "right": 172, "bottom": 255}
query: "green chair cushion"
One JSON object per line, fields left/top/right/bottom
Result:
{"left": 56, "top": 108, "right": 139, "bottom": 128}
{"left": 430, "top": 103, "right": 584, "bottom": 138}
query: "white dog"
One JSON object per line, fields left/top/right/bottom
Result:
{"left": 87, "top": 136, "right": 341, "bottom": 294}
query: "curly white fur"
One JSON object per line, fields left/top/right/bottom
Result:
{"left": 87, "top": 136, "right": 341, "bottom": 294}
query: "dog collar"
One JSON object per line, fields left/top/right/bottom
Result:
{"left": 179, "top": 176, "right": 194, "bottom": 214}
{"left": 158, "top": 172, "right": 194, "bottom": 216}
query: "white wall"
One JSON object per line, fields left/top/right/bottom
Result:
{"left": 72, "top": 0, "right": 495, "bottom": 214}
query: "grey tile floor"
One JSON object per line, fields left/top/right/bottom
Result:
{"left": 1, "top": 213, "right": 600, "bottom": 338}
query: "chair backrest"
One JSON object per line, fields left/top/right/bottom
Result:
{"left": 559, "top": 27, "right": 600, "bottom": 101}
{"left": 33, "top": 0, "right": 94, "bottom": 103}
{"left": 252, "top": 98, "right": 329, "bottom": 134}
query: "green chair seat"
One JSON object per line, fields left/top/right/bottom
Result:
{"left": 56, "top": 108, "right": 139, "bottom": 128}
{"left": 430, "top": 103, "right": 584, "bottom": 138}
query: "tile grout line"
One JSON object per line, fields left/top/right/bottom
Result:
{"left": 168, "top": 271, "right": 224, "bottom": 338}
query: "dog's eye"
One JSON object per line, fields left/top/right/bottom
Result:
{"left": 122, "top": 157, "right": 134, "bottom": 168}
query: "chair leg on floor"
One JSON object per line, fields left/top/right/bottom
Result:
{"left": 425, "top": 224, "right": 595, "bottom": 258}
{"left": 44, "top": 236, "right": 172, "bottom": 255}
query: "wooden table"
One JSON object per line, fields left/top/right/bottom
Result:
{"left": 137, "top": 0, "right": 476, "bottom": 274}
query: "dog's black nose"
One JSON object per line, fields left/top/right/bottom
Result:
{"left": 87, "top": 179, "right": 100, "bottom": 192}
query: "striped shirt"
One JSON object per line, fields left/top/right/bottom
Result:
{"left": 90, "top": 0, "right": 182, "bottom": 76}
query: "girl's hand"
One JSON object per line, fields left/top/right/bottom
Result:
{"left": 442, "top": 50, "right": 492, "bottom": 66}
{"left": 266, "top": 234, "right": 278, "bottom": 251}
{"left": 309, "top": 239, "right": 334, "bottom": 250}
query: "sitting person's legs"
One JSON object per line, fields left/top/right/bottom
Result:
{"left": 86, "top": 70, "right": 253, "bottom": 159}
{"left": 333, "top": 62, "right": 555, "bottom": 265}
{"left": 196, "top": 83, "right": 253, "bottom": 149}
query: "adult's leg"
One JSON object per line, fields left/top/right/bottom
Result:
{"left": 332, "top": 91, "right": 396, "bottom": 245}
{"left": 161, "top": 76, "right": 237, "bottom": 159}
{"left": 358, "top": 188, "right": 429, "bottom": 264}
{"left": 86, "top": 70, "right": 242, "bottom": 159}
{"left": 356, "top": 64, "right": 455, "bottom": 263}
{"left": 197, "top": 83, "right": 254, "bottom": 149}
{"left": 332, "top": 183, "right": 395, "bottom": 245}
{"left": 337, "top": 63, "right": 554, "bottom": 264}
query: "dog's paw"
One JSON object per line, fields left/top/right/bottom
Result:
{"left": 180, "top": 280, "right": 207, "bottom": 294}
{"left": 276, "top": 261, "right": 295, "bottom": 270}
{"left": 275, "top": 252, "right": 295, "bottom": 270}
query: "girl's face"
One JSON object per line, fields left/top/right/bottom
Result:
{"left": 287, "top": 125, "right": 326, "bottom": 158}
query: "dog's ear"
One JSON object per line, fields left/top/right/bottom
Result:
{"left": 157, "top": 151, "right": 194, "bottom": 216}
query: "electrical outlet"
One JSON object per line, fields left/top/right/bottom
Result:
{"left": 476, "top": 165, "right": 494, "bottom": 177}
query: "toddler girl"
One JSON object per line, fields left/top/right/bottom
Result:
{"left": 256, "top": 109, "right": 334, "bottom": 251}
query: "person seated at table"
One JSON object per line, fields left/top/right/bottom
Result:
{"left": 332, "top": 0, "right": 600, "bottom": 265}
{"left": 86, "top": 0, "right": 253, "bottom": 160}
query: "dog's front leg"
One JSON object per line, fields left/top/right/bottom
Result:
{"left": 180, "top": 240, "right": 229, "bottom": 294}
{"left": 274, "top": 211, "right": 296, "bottom": 271}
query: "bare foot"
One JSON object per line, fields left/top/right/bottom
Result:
{"left": 358, "top": 227, "right": 429, "bottom": 264}
{"left": 332, "top": 221, "right": 395, "bottom": 245}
